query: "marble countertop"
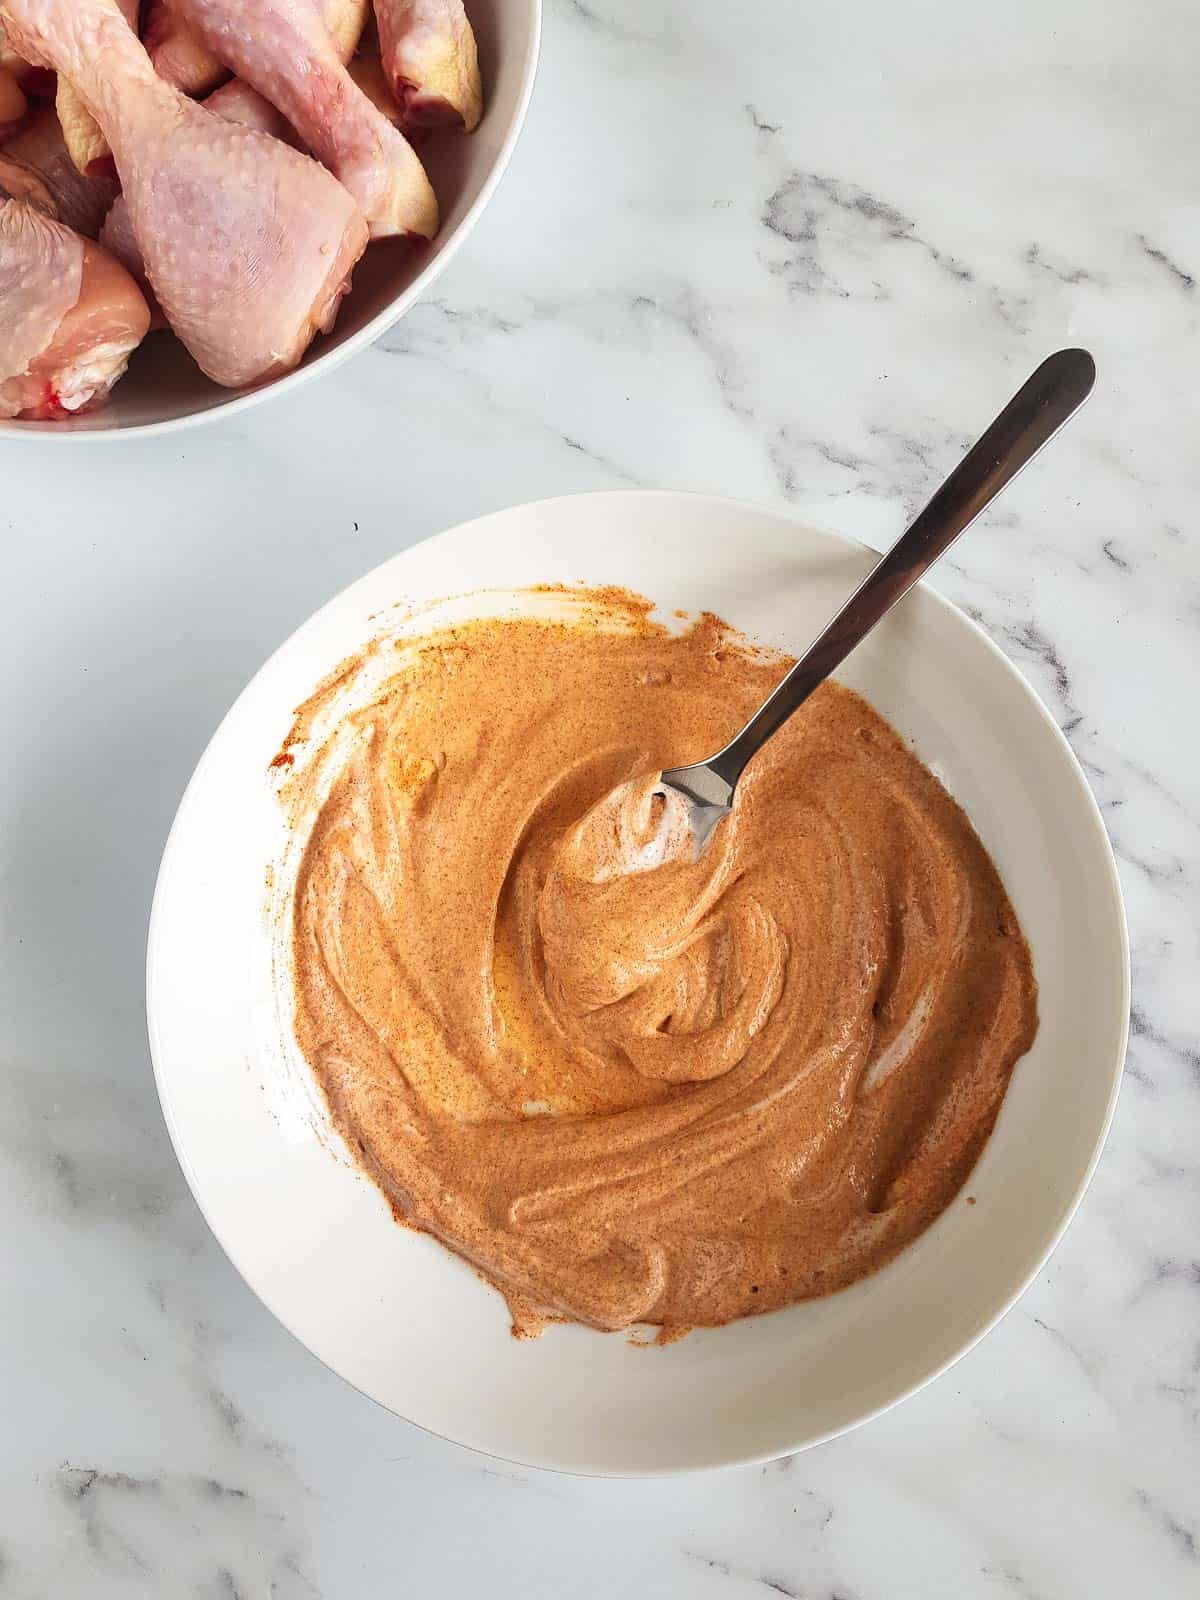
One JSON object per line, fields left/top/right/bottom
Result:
{"left": 3, "top": 0, "right": 1198, "bottom": 1593}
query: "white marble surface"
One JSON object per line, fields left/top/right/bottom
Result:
{"left": 2, "top": 0, "right": 1198, "bottom": 1593}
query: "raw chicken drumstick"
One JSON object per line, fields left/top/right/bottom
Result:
{"left": 373, "top": 0, "right": 481, "bottom": 131}
{"left": 100, "top": 76, "right": 300, "bottom": 321}
{"left": 143, "top": 0, "right": 228, "bottom": 94}
{"left": 145, "top": 0, "right": 368, "bottom": 94}
{"left": 169, "top": 0, "right": 437, "bottom": 240}
{"left": 56, "top": 0, "right": 137, "bottom": 178}
{"left": 55, "top": 0, "right": 134, "bottom": 176}
{"left": 1, "top": 0, "right": 370, "bottom": 387}
{"left": 200, "top": 74, "right": 302, "bottom": 143}
{"left": 0, "top": 196, "right": 149, "bottom": 418}
{"left": 2, "top": 104, "right": 116, "bottom": 235}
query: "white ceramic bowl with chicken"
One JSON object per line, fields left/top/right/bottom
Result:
{"left": 0, "top": 0, "right": 539, "bottom": 440}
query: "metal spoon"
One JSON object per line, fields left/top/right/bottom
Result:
{"left": 659, "top": 347, "right": 1096, "bottom": 853}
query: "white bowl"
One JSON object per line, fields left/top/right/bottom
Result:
{"left": 147, "top": 491, "right": 1129, "bottom": 1475}
{"left": 1, "top": 0, "right": 540, "bottom": 442}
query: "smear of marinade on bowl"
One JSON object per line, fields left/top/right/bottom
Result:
{"left": 273, "top": 587, "right": 1038, "bottom": 1340}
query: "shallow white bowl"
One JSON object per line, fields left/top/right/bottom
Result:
{"left": 1, "top": 0, "right": 540, "bottom": 442}
{"left": 147, "top": 491, "right": 1129, "bottom": 1476}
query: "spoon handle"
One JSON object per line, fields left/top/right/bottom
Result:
{"left": 712, "top": 347, "right": 1096, "bottom": 786}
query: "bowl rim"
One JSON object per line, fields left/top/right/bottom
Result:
{"left": 1, "top": 0, "right": 543, "bottom": 445}
{"left": 146, "top": 489, "right": 1131, "bottom": 1476}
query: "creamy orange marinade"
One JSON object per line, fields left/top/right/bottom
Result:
{"left": 279, "top": 590, "right": 1038, "bottom": 1337}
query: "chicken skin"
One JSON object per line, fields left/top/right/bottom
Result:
{"left": 0, "top": 196, "right": 149, "bottom": 418}
{"left": 373, "top": 0, "right": 481, "bottom": 131}
{"left": 2, "top": 0, "right": 370, "bottom": 387}
{"left": 169, "top": 0, "right": 437, "bottom": 239}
